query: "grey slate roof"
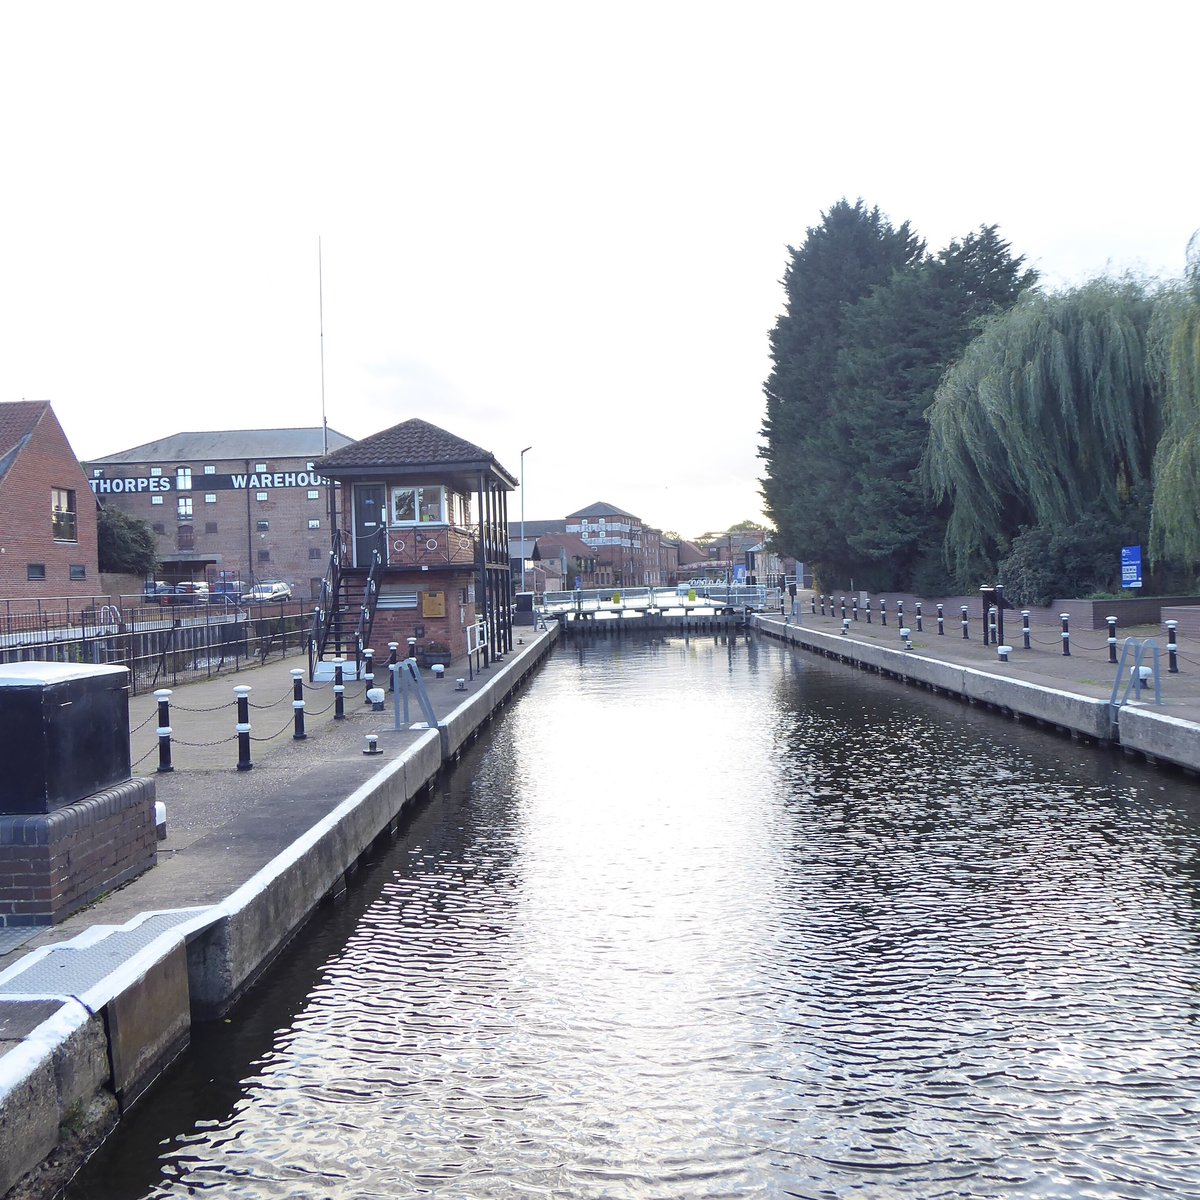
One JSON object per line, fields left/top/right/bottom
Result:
{"left": 565, "top": 500, "right": 640, "bottom": 521}
{"left": 90, "top": 427, "right": 352, "bottom": 464}
{"left": 317, "top": 418, "right": 516, "bottom": 485}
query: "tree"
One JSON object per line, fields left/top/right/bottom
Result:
{"left": 1149, "top": 239, "right": 1200, "bottom": 568}
{"left": 97, "top": 504, "right": 158, "bottom": 575}
{"left": 924, "top": 277, "right": 1160, "bottom": 587}
{"left": 760, "top": 199, "right": 923, "bottom": 577}
{"left": 832, "top": 226, "right": 1035, "bottom": 590}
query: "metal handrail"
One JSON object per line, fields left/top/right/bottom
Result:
{"left": 1111, "top": 637, "right": 1163, "bottom": 716}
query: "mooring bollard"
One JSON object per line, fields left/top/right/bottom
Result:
{"left": 915, "top": 601, "right": 923, "bottom": 633}
{"left": 900, "top": 626, "right": 912, "bottom": 650}
{"left": 387, "top": 642, "right": 399, "bottom": 691}
{"left": 1022, "top": 610, "right": 1031, "bottom": 650}
{"left": 961, "top": 605, "right": 970, "bottom": 639}
{"left": 432, "top": 664, "right": 445, "bottom": 682}
{"left": 897, "top": 600, "right": 905, "bottom": 626}
{"left": 809, "top": 593, "right": 816, "bottom": 615}
{"left": 363, "top": 733, "right": 381, "bottom": 756}
{"left": 291, "top": 669, "right": 306, "bottom": 740}
{"left": 1133, "top": 665, "right": 1153, "bottom": 694}
{"left": 368, "top": 686, "right": 386, "bottom": 712}
{"left": 334, "top": 658, "right": 346, "bottom": 720}
{"left": 363, "top": 648, "right": 375, "bottom": 705}
{"left": 1167, "top": 620, "right": 1179, "bottom": 673}
{"left": 1060, "top": 613, "right": 1071, "bottom": 656}
{"left": 997, "top": 644, "right": 1012, "bottom": 663}
{"left": 235, "top": 685, "right": 252, "bottom": 771}
{"left": 852, "top": 595, "right": 859, "bottom": 622}
{"left": 154, "top": 688, "right": 173, "bottom": 774}
{"left": 936, "top": 603, "right": 944, "bottom": 636}
{"left": 820, "top": 594, "right": 827, "bottom": 617}
{"left": 841, "top": 618, "right": 850, "bottom": 635}
{"left": 840, "top": 595, "right": 847, "bottom": 621}
{"left": 407, "top": 636, "right": 418, "bottom": 660}
{"left": 987, "top": 606, "right": 998, "bottom": 646}
{"left": 1107, "top": 616, "right": 1118, "bottom": 664}
{"left": 866, "top": 597, "right": 872, "bottom": 624}
{"left": 880, "top": 599, "right": 888, "bottom": 627}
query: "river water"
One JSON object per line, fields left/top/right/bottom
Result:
{"left": 71, "top": 634, "right": 1200, "bottom": 1199}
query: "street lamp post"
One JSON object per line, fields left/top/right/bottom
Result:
{"left": 519, "top": 445, "right": 532, "bottom": 593}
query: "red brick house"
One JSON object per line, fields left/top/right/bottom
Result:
{"left": 0, "top": 401, "right": 100, "bottom": 602}
{"left": 313, "top": 418, "right": 516, "bottom": 670}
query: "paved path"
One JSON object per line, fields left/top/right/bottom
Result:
{"left": 0, "top": 636, "right": 544, "bottom": 970}
{"left": 769, "top": 596, "right": 1200, "bottom": 725}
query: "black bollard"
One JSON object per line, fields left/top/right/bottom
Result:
{"left": 154, "top": 688, "right": 174, "bottom": 774}
{"left": 936, "top": 603, "right": 944, "bottom": 636}
{"left": 881, "top": 599, "right": 888, "bottom": 627}
{"left": 866, "top": 597, "right": 872, "bottom": 624}
{"left": 897, "top": 600, "right": 905, "bottom": 627}
{"left": 820, "top": 594, "right": 826, "bottom": 617}
{"left": 1107, "top": 616, "right": 1118, "bottom": 665}
{"left": 334, "top": 659, "right": 346, "bottom": 720}
{"left": 291, "top": 668, "right": 306, "bottom": 740}
{"left": 1167, "top": 620, "right": 1179, "bottom": 673}
{"left": 1022, "top": 611, "right": 1031, "bottom": 650}
{"left": 235, "top": 685, "right": 252, "bottom": 771}
{"left": 840, "top": 596, "right": 847, "bottom": 621}
{"left": 987, "top": 606, "right": 998, "bottom": 646}
{"left": 1060, "top": 613, "right": 1071, "bottom": 656}
{"left": 961, "top": 605, "right": 969, "bottom": 639}
{"left": 915, "top": 601, "right": 923, "bottom": 633}
{"left": 852, "top": 595, "right": 859, "bottom": 622}
{"left": 809, "top": 593, "right": 816, "bottom": 615}
{"left": 362, "top": 649, "right": 375, "bottom": 705}
{"left": 387, "top": 642, "right": 399, "bottom": 691}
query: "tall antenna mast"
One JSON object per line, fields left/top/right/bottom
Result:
{"left": 319, "top": 237, "right": 328, "bottom": 456}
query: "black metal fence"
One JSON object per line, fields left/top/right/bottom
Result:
{"left": 0, "top": 598, "right": 313, "bottom": 695}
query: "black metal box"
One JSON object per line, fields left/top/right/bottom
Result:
{"left": 0, "top": 662, "right": 131, "bottom": 814}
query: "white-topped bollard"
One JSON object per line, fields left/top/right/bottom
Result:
{"left": 1132, "top": 665, "right": 1154, "bottom": 694}
{"left": 455, "top": 678, "right": 466, "bottom": 691}
{"left": 367, "top": 686, "right": 386, "bottom": 712}
{"left": 362, "top": 733, "right": 381, "bottom": 756}
{"left": 899, "top": 626, "right": 912, "bottom": 649}
{"left": 841, "top": 618, "right": 850, "bottom": 635}
{"left": 431, "top": 663, "right": 445, "bottom": 681}
{"left": 154, "top": 800, "right": 167, "bottom": 841}
{"left": 997, "top": 644, "right": 1013, "bottom": 663}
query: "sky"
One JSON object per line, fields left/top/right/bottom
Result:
{"left": 1, "top": 2, "right": 1196, "bottom": 542}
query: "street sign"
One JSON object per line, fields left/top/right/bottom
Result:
{"left": 1121, "top": 545, "right": 1143, "bottom": 589}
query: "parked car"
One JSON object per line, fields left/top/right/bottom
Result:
{"left": 143, "top": 580, "right": 172, "bottom": 603}
{"left": 170, "top": 581, "right": 210, "bottom": 605}
{"left": 241, "top": 581, "right": 292, "bottom": 603}
{"left": 210, "top": 579, "right": 246, "bottom": 606}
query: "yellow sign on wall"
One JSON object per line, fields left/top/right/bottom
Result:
{"left": 421, "top": 590, "right": 447, "bottom": 618}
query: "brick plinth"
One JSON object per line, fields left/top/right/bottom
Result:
{"left": 0, "top": 779, "right": 157, "bottom": 926}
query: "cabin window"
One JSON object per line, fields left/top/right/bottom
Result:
{"left": 390, "top": 485, "right": 446, "bottom": 526}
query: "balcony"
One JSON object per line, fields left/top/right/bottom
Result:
{"left": 385, "top": 525, "right": 475, "bottom": 570}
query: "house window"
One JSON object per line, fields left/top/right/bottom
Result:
{"left": 51, "top": 488, "right": 77, "bottom": 541}
{"left": 255, "top": 462, "right": 267, "bottom": 472}
{"left": 308, "top": 547, "right": 322, "bottom": 559}
{"left": 26, "top": 563, "right": 45, "bottom": 581}
{"left": 176, "top": 467, "right": 192, "bottom": 490}
{"left": 70, "top": 564, "right": 86, "bottom": 581}
{"left": 390, "top": 485, "right": 445, "bottom": 526}
{"left": 257, "top": 549, "right": 271, "bottom": 563}
{"left": 308, "top": 518, "right": 321, "bottom": 529}
{"left": 92, "top": 468, "right": 103, "bottom": 478}
{"left": 177, "top": 497, "right": 193, "bottom": 521}
{"left": 256, "top": 492, "right": 268, "bottom": 501}
{"left": 204, "top": 465, "right": 216, "bottom": 475}
{"left": 152, "top": 495, "right": 164, "bottom": 505}
{"left": 256, "top": 519, "right": 270, "bottom": 532}
{"left": 205, "top": 494, "right": 216, "bottom": 504}
{"left": 307, "top": 490, "right": 319, "bottom": 500}
{"left": 150, "top": 467, "right": 162, "bottom": 477}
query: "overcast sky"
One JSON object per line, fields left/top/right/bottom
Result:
{"left": 2, "top": 2, "right": 1195, "bottom": 540}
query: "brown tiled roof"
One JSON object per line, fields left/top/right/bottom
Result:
{"left": 0, "top": 400, "right": 49, "bottom": 458}
{"left": 535, "top": 532, "right": 595, "bottom": 560}
{"left": 318, "top": 418, "right": 499, "bottom": 471}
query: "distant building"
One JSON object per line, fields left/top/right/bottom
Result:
{"left": 565, "top": 501, "right": 649, "bottom": 587}
{"left": 0, "top": 401, "right": 100, "bottom": 602}
{"left": 85, "top": 427, "right": 351, "bottom": 597}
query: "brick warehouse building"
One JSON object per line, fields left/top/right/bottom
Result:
{"left": 85, "top": 427, "right": 352, "bottom": 599}
{"left": 0, "top": 400, "right": 100, "bottom": 602}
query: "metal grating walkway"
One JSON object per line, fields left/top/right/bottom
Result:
{"left": 0, "top": 910, "right": 207, "bottom": 998}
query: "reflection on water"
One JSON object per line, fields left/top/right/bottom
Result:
{"left": 71, "top": 635, "right": 1200, "bottom": 1199}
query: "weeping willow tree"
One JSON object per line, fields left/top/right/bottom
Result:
{"left": 923, "top": 277, "right": 1160, "bottom": 587}
{"left": 1148, "top": 241, "right": 1200, "bottom": 567}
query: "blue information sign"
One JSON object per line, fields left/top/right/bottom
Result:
{"left": 1121, "top": 545, "right": 1143, "bottom": 589}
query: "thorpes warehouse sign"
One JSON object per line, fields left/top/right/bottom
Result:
{"left": 89, "top": 471, "right": 328, "bottom": 495}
